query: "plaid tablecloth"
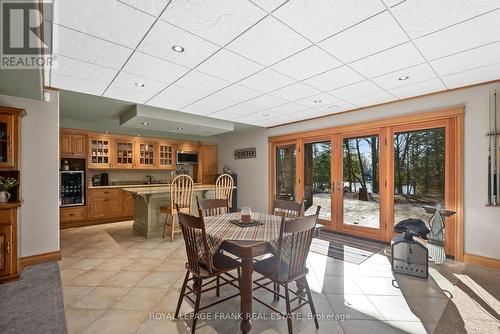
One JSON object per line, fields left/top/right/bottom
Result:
{"left": 203, "top": 212, "right": 284, "bottom": 259}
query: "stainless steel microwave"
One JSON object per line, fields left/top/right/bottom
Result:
{"left": 177, "top": 151, "right": 198, "bottom": 165}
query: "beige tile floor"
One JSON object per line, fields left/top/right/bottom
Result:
{"left": 59, "top": 221, "right": 499, "bottom": 334}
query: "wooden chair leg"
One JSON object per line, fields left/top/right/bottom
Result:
{"left": 216, "top": 275, "right": 220, "bottom": 297}
{"left": 274, "top": 282, "right": 280, "bottom": 302}
{"left": 284, "top": 283, "right": 293, "bottom": 334}
{"left": 237, "top": 268, "right": 241, "bottom": 293}
{"left": 191, "top": 278, "right": 203, "bottom": 334}
{"left": 170, "top": 215, "right": 175, "bottom": 242}
{"left": 175, "top": 271, "right": 190, "bottom": 318}
{"left": 303, "top": 277, "right": 319, "bottom": 329}
{"left": 162, "top": 215, "right": 168, "bottom": 239}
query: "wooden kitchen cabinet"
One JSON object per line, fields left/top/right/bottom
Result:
{"left": 88, "top": 137, "right": 111, "bottom": 169}
{"left": 122, "top": 191, "right": 134, "bottom": 216}
{"left": 0, "top": 202, "right": 20, "bottom": 283}
{"left": 60, "top": 207, "right": 87, "bottom": 222}
{"left": 113, "top": 138, "right": 134, "bottom": 168}
{"left": 88, "top": 189, "right": 122, "bottom": 219}
{"left": 158, "top": 142, "right": 175, "bottom": 169}
{"left": 0, "top": 108, "right": 21, "bottom": 170}
{"left": 136, "top": 141, "right": 156, "bottom": 168}
{"left": 60, "top": 132, "right": 87, "bottom": 158}
{"left": 201, "top": 144, "right": 218, "bottom": 184}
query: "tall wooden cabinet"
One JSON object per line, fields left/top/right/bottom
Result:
{"left": 0, "top": 106, "right": 21, "bottom": 283}
{"left": 201, "top": 144, "right": 218, "bottom": 184}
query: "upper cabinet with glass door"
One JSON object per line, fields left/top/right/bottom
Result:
{"left": 158, "top": 142, "right": 175, "bottom": 169}
{"left": 136, "top": 141, "right": 156, "bottom": 168}
{"left": 88, "top": 137, "right": 111, "bottom": 169}
{"left": 113, "top": 138, "right": 134, "bottom": 168}
{"left": 0, "top": 108, "right": 21, "bottom": 170}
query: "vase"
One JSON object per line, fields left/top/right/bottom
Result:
{"left": 0, "top": 191, "right": 11, "bottom": 203}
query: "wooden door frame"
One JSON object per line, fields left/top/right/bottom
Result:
{"left": 268, "top": 107, "right": 464, "bottom": 260}
{"left": 337, "top": 128, "right": 387, "bottom": 241}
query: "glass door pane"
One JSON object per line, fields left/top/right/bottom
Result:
{"left": 342, "top": 135, "right": 380, "bottom": 228}
{"left": 393, "top": 127, "right": 445, "bottom": 224}
{"left": 304, "top": 141, "right": 331, "bottom": 220}
{"left": 276, "top": 144, "right": 296, "bottom": 200}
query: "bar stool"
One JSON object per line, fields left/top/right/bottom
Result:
{"left": 161, "top": 174, "right": 194, "bottom": 241}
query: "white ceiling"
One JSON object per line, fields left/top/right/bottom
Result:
{"left": 46, "top": 0, "right": 500, "bottom": 128}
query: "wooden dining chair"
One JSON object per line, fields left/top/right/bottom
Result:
{"left": 272, "top": 198, "right": 304, "bottom": 219}
{"left": 161, "top": 174, "right": 194, "bottom": 241}
{"left": 175, "top": 206, "right": 241, "bottom": 334}
{"left": 196, "top": 196, "right": 229, "bottom": 217}
{"left": 252, "top": 206, "right": 321, "bottom": 334}
{"left": 215, "top": 174, "right": 234, "bottom": 209}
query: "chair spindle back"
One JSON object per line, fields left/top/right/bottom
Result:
{"left": 196, "top": 197, "right": 229, "bottom": 217}
{"left": 272, "top": 199, "right": 303, "bottom": 219}
{"left": 215, "top": 174, "right": 234, "bottom": 207}
{"left": 171, "top": 174, "right": 194, "bottom": 212}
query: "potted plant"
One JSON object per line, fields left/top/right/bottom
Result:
{"left": 0, "top": 177, "right": 19, "bottom": 202}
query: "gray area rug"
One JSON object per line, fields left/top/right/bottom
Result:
{"left": 0, "top": 262, "right": 67, "bottom": 334}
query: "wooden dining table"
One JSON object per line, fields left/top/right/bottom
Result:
{"left": 203, "top": 212, "right": 284, "bottom": 334}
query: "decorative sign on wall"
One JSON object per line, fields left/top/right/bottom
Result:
{"left": 234, "top": 147, "right": 256, "bottom": 160}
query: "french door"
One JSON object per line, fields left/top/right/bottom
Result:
{"left": 271, "top": 116, "right": 459, "bottom": 257}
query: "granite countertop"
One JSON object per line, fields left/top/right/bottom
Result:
{"left": 123, "top": 184, "right": 222, "bottom": 195}
{"left": 89, "top": 183, "right": 173, "bottom": 189}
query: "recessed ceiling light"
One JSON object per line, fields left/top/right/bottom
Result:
{"left": 398, "top": 75, "right": 410, "bottom": 81}
{"left": 141, "top": 122, "right": 150, "bottom": 125}
{"left": 314, "top": 99, "right": 322, "bottom": 103}
{"left": 205, "top": 130, "right": 211, "bottom": 134}
{"left": 262, "top": 113, "right": 269, "bottom": 117}
{"left": 104, "top": 131, "right": 110, "bottom": 134}
{"left": 177, "top": 127, "right": 184, "bottom": 130}
{"left": 135, "top": 82, "right": 145, "bottom": 87}
{"left": 137, "top": 134, "right": 142, "bottom": 137}
{"left": 172, "top": 45, "right": 185, "bottom": 53}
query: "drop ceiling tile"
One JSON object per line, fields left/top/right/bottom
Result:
{"left": 271, "top": 46, "right": 342, "bottom": 80}
{"left": 328, "top": 80, "right": 382, "bottom": 100}
{"left": 147, "top": 85, "right": 206, "bottom": 110}
{"left": 104, "top": 86, "right": 153, "bottom": 104}
{"left": 318, "top": 11, "right": 408, "bottom": 63}
{"left": 441, "top": 62, "right": 500, "bottom": 89}
{"left": 213, "top": 85, "right": 263, "bottom": 102}
{"left": 294, "top": 93, "right": 342, "bottom": 108}
{"left": 53, "top": 0, "right": 155, "bottom": 48}
{"left": 161, "top": 0, "right": 266, "bottom": 45}
{"left": 232, "top": 113, "right": 266, "bottom": 126}
{"left": 430, "top": 41, "right": 500, "bottom": 76}
{"left": 349, "top": 42, "right": 425, "bottom": 78}
{"left": 111, "top": 72, "right": 167, "bottom": 98}
{"left": 245, "top": 94, "right": 289, "bottom": 109}
{"left": 196, "top": 49, "right": 264, "bottom": 82}
{"left": 138, "top": 20, "right": 220, "bottom": 68}
{"left": 414, "top": 9, "right": 500, "bottom": 60}
{"left": 251, "top": 0, "right": 287, "bottom": 12}
{"left": 313, "top": 101, "right": 358, "bottom": 113}
{"left": 390, "top": 0, "right": 500, "bottom": 39}
{"left": 348, "top": 91, "right": 396, "bottom": 107}
{"left": 238, "top": 69, "right": 295, "bottom": 93}
{"left": 388, "top": 78, "right": 446, "bottom": 99}
{"left": 52, "top": 55, "right": 118, "bottom": 84}
{"left": 273, "top": 0, "right": 385, "bottom": 43}
{"left": 211, "top": 103, "right": 262, "bottom": 119}
{"left": 51, "top": 74, "right": 108, "bottom": 95}
{"left": 261, "top": 103, "right": 309, "bottom": 118}
{"left": 226, "top": 16, "right": 311, "bottom": 66}
{"left": 371, "top": 63, "right": 437, "bottom": 90}
{"left": 175, "top": 70, "right": 231, "bottom": 95}
{"left": 53, "top": 25, "right": 132, "bottom": 70}
{"left": 303, "top": 66, "right": 364, "bottom": 91}
{"left": 122, "top": 51, "right": 189, "bottom": 85}
{"left": 182, "top": 95, "right": 237, "bottom": 115}
{"left": 270, "top": 82, "right": 322, "bottom": 101}
{"left": 119, "top": 0, "right": 170, "bottom": 16}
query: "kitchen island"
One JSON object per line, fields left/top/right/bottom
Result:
{"left": 123, "top": 184, "right": 219, "bottom": 238}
